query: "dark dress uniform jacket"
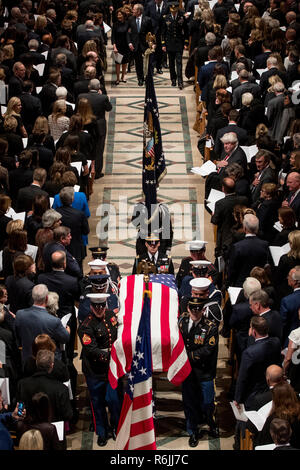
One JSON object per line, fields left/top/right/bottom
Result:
{"left": 178, "top": 314, "right": 219, "bottom": 381}
{"left": 132, "top": 250, "right": 174, "bottom": 275}
{"left": 78, "top": 310, "right": 118, "bottom": 381}
{"left": 161, "top": 12, "right": 189, "bottom": 52}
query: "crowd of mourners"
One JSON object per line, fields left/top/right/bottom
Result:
{"left": 0, "top": 0, "right": 300, "bottom": 452}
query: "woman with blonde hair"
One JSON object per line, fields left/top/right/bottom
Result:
{"left": 18, "top": 429, "right": 44, "bottom": 450}
{"left": 4, "top": 97, "right": 27, "bottom": 138}
{"left": 48, "top": 100, "right": 70, "bottom": 141}
{"left": 28, "top": 116, "right": 55, "bottom": 154}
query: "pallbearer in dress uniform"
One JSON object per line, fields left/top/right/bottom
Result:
{"left": 88, "top": 246, "right": 121, "bottom": 283}
{"left": 179, "top": 296, "right": 219, "bottom": 447}
{"left": 78, "top": 293, "right": 122, "bottom": 447}
{"left": 161, "top": 1, "right": 189, "bottom": 89}
{"left": 132, "top": 232, "right": 174, "bottom": 274}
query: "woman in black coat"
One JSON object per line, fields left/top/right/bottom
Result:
{"left": 5, "top": 254, "right": 35, "bottom": 314}
{"left": 252, "top": 183, "right": 280, "bottom": 243}
{"left": 271, "top": 207, "right": 298, "bottom": 246}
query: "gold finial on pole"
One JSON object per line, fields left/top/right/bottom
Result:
{"left": 144, "top": 32, "right": 156, "bottom": 77}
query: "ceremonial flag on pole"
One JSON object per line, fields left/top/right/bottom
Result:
{"left": 109, "top": 274, "right": 191, "bottom": 389}
{"left": 116, "top": 294, "right": 156, "bottom": 450}
{"left": 143, "top": 54, "right": 167, "bottom": 216}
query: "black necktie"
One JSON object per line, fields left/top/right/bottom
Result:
{"left": 151, "top": 255, "right": 155, "bottom": 264}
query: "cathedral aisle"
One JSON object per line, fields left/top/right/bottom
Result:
{"left": 67, "top": 43, "right": 236, "bottom": 451}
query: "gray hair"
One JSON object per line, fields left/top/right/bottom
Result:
{"left": 89, "top": 78, "right": 101, "bottom": 91}
{"left": 267, "top": 56, "right": 278, "bottom": 68}
{"left": 273, "top": 81, "right": 285, "bottom": 93}
{"left": 46, "top": 291, "right": 59, "bottom": 316}
{"left": 59, "top": 186, "right": 74, "bottom": 206}
{"left": 42, "top": 209, "right": 62, "bottom": 228}
{"left": 56, "top": 86, "right": 68, "bottom": 99}
{"left": 36, "top": 349, "right": 54, "bottom": 373}
{"left": 242, "top": 92, "right": 254, "bottom": 106}
{"left": 243, "top": 213, "right": 259, "bottom": 234}
{"left": 134, "top": 3, "right": 144, "bottom": 13}
{"left": 249, "top": 289, "right": 270, "bottom": 308}
{"left": 243, "top": 277, "right": 261, "bottom": 299}
{"left": 239, "top": 69, "right": 249, "bottom": 80}
{"left": 205, "top": 32, "right": 216, "bottom": 46}
{"left": 220, "top": 132, "right": 238, "bottom": 144}
{"left": 28, "top": 39, "right": 39, "bottom": 50}
{"left": 293, "top": 133, "right": 300, "bottom": 148}
{"left": 32, "top": 284, "right": 49, "bottom": 305}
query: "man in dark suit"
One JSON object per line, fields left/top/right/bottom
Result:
{"left": 232, "top": 69, "right": 262, "bottom": 109}
{"left": 16, "top": 168, "right": 48, "bottom": 213}
{"left": 15, "top": 284, "right": 70, "bottom": 363}
{"left": 73, "top": 66, "right": 96, "bottom": 100}
{"left": 9, "top": 150, "right": 33, "bottom": 208}
{"left": 127, "top": 3, "right": 153, "bottom": 86}
{"left": 280, "top": 266, "right": 300, "bottom": 348}
{"left": 197, "top": 46, "right": 228, "bottom": 102}
{"left": 56, "top": 187, "right": 90, "bottom": 269}
{"left": 8, "top": 61, "right": 26, "bottom": 99}
{"left": 43, "top": 226, "right": 82, "bottom": 278}
{"left": 227, "top": 214, "right": 269, "bottom": 287}
{"left": 145, "top": 0, "right": 168, "bottom": 74}
{"left": 76, "top": 20, "right": 104, "bottom": 54}
{"left": 211, "top": 177, "right": 248, "bottom": 259}
{"left": 281, "top": 172, "right": 300, "bottom": 223}
{"left": 259, "top": 56, "right": 287, "bottom": 97}
{"left": 21, "top": 39, "right": 46, "bottom": 66}
{"left": 17, "top": 349, "right": 73, "bottom": 424}
{"left": 233, "top": 316, "right": 282, "bottom": 410}
{"left": 248, "top": 289, "right": 283, "bottom": 343}
{"left": 38, "top": 70, "right": 62, "bottom": 117}
{"left": 253, "top": 40, "right": 272, "bottom": 71}
{"left": 214, "top": 111, "right": 248, "bottom": 157}
{"left": 77, "top": 78, "right": 112, "bottom": 178}
{"left": 229, "top": 277, "right": 262, "bottom": 364}
{"left": 38, "top": 250, "right": 80, "bottom": 318}
{"left": 194, "top": 32, "right": 216, "bottom": 68}
{"left": 250, "top": 150, "right": 277, "bottom": 204}
{"left": 19, "top": 80, "right": 42, "bottom": 135}
{"left": 54, "top": 53, "right": 75, "bottom": 95}
{"left": 247, "top": 365, "right": 284, "bottom": 411}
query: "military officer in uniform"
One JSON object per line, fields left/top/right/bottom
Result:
{"left": 78, "top": 273, "right": 119, "bottom": 324}
{"left": 132, "top": 233, "right": 174, "bottom": 275}
{"left": 176, "top": 240, "right": 220, "bottom": 289}
{"left": 179, "top": 297, "right": 219, "bottom": 447}
{"left": 88, "top": 246, "right": 121, "bottom": 283}
{"left": 161, "top": 1, "right": 189, "bottom": 89}
{"left": 78, "top": 293, "right": 122, "bottom": 447}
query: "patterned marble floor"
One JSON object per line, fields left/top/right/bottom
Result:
{"left": 68, "top": 42, "right": 236, "bottom": 451}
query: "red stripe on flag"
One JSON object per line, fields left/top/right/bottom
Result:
{"left": 132, "top": 390, "right": 152, "bottom": 410}
{"left": 170, "top": 358, "right": 192, "bottom": 386}
{"left": 160, "top": 284, "right": 171, "bottom": 371}
{"left": 134, "top": 442, "right": 157, "bottom": 450}
{"left": 122, "top": 275, "right": 135, "bottom": 371}
{"left": 130, "top": 416, "right": 155, "bottom": 437}
{"left": 116, "top": 393, "right": 132, "bottom": 434}
{"left": 109, "top": 347, "right": 124, "bottom": 388}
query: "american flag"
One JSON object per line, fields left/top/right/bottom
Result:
{"left": 109, "top": 274, "right": 191, "bottom": 389}
{"left": 115, "top": 294, "right": 156, "bottom": 450}
{"left": 142, "top": 53, "right": 167, "bottom": 215}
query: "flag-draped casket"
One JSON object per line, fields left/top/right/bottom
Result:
{"left": 108, "top": 274, "right": 191, "bottom": 389}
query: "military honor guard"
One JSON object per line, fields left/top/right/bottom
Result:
{"left": 161, "top": 1, "right": 189, "bottom": 89}
{"left": 179, "top": 296, "right": 219, "bottom": 447}
{"left": 132, "top": 233, "right": 174, "bottom": 275}
{"left": 78, "top": 293, "right": 122, "bottom": 447}
{"left": 88, "top": 246, "right": 121, "bottom": 283}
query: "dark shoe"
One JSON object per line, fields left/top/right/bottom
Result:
{"left": 163, "top": 63, "right": 169, "bottom": 68}
{"left": 97, "top": 436, "right": 108, "bottom": 447}
{"left": 171, "top": 80, "right": 176, "bottom": 86}
{"left": 114, "top": 80, "right": 120, "bottom": 85}
{"left": 94, "top": 173, "right": 104, "bottom": 179}
{"left": 111, "top": 429, "right": 117, "bottom": 441}
{"left": 156, "top": 69, "right": 163, "bottom": 74}
{"left": 178, "top": 83, "right": 183, "bottom": 90}
{"left": 138, "top": 79, "right": 144, "bottom": 86}
{"left": 188, "top": 433, "right": 199, "bottom": 448}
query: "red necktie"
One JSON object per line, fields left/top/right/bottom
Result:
{"left": 217, "top": 154, "right": 230, "bottom": 173}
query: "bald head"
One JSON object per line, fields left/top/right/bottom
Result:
{"left": 51, "top": 250, "right": 66, "bottom": 270}
{"left": 286, "top": 172, "right": 300, "bottom": 193}
{"left": 266, "top": 365, "right": 284, "bottom": 386}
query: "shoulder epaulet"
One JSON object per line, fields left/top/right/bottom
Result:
{"left": 82, "top": 314, "right": 93, "bottom": 326}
